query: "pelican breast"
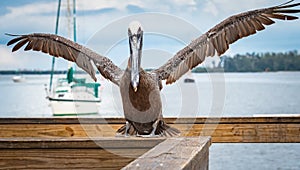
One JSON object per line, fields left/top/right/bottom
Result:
{"left": 120, "top": 69, "right": 162, "bottom": 123}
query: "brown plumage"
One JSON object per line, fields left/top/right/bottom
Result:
{"left": 7, "top": 1, "right": 300, "bottom": 137}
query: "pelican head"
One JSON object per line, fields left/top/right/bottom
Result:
{"left": 128, "top": 21, "right": 143, "bottom": 92}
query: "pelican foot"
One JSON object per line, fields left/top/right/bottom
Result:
{"left": 115, "top": 133, "right": 131, "bottom": 137}
{"left": 136, "top": 133, "right": 161, "bottom": 138}
{"left": 115, "top": 121, "right": 132, "bottom": 137}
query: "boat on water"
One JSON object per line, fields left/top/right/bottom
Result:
{"left": 12, "top": 75, "right": 25, "bottom": 83}
{"left": 47, "top": 67, "right": 101, "bottom": 116}
{"left": 184, "top": 77, "right": 195, "bottom": 83}
{"left": 46, "top": 0, "right": 101, "bottom": 116}
{"left": 183, "top": 70, "right": 195, "bottom": 83}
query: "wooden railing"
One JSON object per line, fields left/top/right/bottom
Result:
{"left": 0, "top": 116, "right": 299, "bottom": 169}
{"left": 0, "top": 117, "right": 299, "bottom": 142}
{"left": 0, "top": 136, "right": 210, "bottom": 169}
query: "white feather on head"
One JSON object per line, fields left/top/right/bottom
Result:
{"left": 128, "top": 21, "right": 143, "bottom": 34}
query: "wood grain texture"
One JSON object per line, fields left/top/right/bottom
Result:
{"left": 0, "top": 137, "right": 210, "bottom": 170}
{"left": 0, "top": 149, "right": 147, "bottom": 169}
{"left": 0, "top": 117, "right": 299, "bottom": 143}
{"left": 0, "top": 137, "right": 165, "bottom": 149}
{"left": 0, "top": 138, "right": 166, "bottom": 169}
{"left": 123, "top": 137, "right": 211, "bottom": 170}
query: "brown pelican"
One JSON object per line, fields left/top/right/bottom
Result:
{"left": 7, "top": 1, "right": 300, "bottom": 137}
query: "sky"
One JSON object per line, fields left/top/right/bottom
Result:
{"left": 0, "top": 0, "right": 299, "bottom": 70}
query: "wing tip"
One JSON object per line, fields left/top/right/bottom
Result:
{"left": 5, "top": 33, "right": 20, "bottom": 37}
{"left": 276, "top": 0, "right": 300, "bottom": 9}
{"left": 277, "top": 0, "right": 295, "bottom": 7}
{"left": 93, "top": 77, "right": 97, "bottom": 82}
{"left": 6, "top": 33, "right": 24, "bottom": 47}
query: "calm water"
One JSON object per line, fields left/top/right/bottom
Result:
{"left": 0, "top": 72, "right": 299, "bottom": 169}
{"left": 1, "top": 72, "right": 300, "bottom": 117}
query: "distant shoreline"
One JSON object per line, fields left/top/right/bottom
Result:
{"left": 0, "top": 70, "right": 80, "bottom": 75}
{"left": 0, "top": 69, "right": 299, "bottom": 75}
{"left": 2, "top": 51, "right": 299, "bottom": 75}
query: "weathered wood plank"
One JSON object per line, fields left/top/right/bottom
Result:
{"left": 0, "top": 137, "right": 165, "bottom": 149}
{"left": 0, "top": 137, "right": 167, "bottom": 170}
{"left": 123, "top": 137, "right": 211, "bottom": 170}
{"left": 0, "top": 137, "right": 211, "bottom": 170}
{"left": 175, "top": 123, "right": 300, "bottom": 143}
{"left": 0, "top": 117, "right": 299, "bottom": 124}
{"left": 0, "top": 124, "right": 118, "bottom": 137}
{"left": 0, "top": 149, "right": 146, "bottom": 169}
{"left": 0, "top": 117, "right": 299, "bottom": 143}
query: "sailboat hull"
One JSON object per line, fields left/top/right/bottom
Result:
{"left": 48, "top": 76, "right": 101, "bottom": 116}
{"left": 49, "top": 97, "right": 100, "bottom": 116}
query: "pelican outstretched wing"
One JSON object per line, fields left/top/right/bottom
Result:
{"left": 153, "top": 0, "right": 300, "bottom": 84}
{"left": 7, "top": 33, "right": 123, "bottom": 85}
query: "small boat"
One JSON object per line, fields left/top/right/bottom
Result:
{"left": 12, "top": 76, "right": 25, "bottom": 83}
{"left": 184, "top": 71, "right": 195, "bottom": 83}
{"left": 47, "top": 68, "right": 101, "bottom": 116}
{"left": 184, "top": 78, "right": 195, "bottom": 83}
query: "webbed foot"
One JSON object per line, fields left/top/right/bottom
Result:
{"left": 115, "top": 121, "right": 131, "bottom": 137}
{"left": 136, "top": 133, "right": 161, "bottom": 138}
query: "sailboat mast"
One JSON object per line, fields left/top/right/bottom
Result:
{"left": 73, "top": 0, "right": 77, "bottom": 43}
{"left": 49, "top": 0, "right": 62, "bottom": 92}
{"left": 67, "top": 0, "right": 76, "bottom": 79}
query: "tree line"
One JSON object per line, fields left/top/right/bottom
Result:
{"left": 193, "top": 50, "right": 300, "bottom": 73}
{"left": 1, "top": 51, "right": 299, "bottom": 74}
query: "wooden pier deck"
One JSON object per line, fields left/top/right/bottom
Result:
{"left": 0, "top": 116, "right": 299, "bottom": 169}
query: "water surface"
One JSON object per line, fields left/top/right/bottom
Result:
{"left": 0, "top": 72, "right": 299, "bottom": 170}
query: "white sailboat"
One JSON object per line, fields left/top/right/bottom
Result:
{"left": 47, "top": 0, "right": 101, "bottom": 116}
{"left": 48, "top": 68, "right": 101, "bottom": 116}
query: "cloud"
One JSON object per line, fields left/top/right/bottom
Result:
{"left": 173, "top": 0, "right": 196, "bottom": 6}
{"left": 0, "top": 0, "right": 299, "bottom": 71}
{"left": 76, "top": 0, "right": 142, "bottom": 11}
{"left": 0, "top": 45, "right": 20, "bottom": 69}
{"left": 1, "top": 0, "right": 297, "bottom": 40}
{"left": 203, "top": 1, "right": 219, "bottom": 16}
{"left": 126, "top": 5, "right": 145, "bottom": 13}
{"left": 203, "top": 0, "right": 275, "bottom": 16}
{"left": 0, "top": 44, "right": 68, "bottom": 70}
{"left": 0, "top": 1, "right": 57, "bottom": 43}
{"left": 6, "top": 1, "right": 56, "bottom": 16}
{"left": 75, "top": 0, "right": 197, "bottom": 12}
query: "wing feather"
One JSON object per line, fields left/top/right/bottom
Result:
{"left": 198, "top": 44, "right": 206, "bottom": 62}
{"left": 257, "top": 15, "right": 275, "bottom": 25}
{"left": 66, "top": 44, "right": 78, "bottom": 61}
{"left": 244, "top": 19, "right": 256, "bottom": 35}
{"left": 225, "top": 26, "right": 237, "bottom": 44}
{"left": 32, "top": 38, "right": 43, "bottom": 51}
{"left": 42, "top": 39, "right": 49, "bottom": 53}
{"left": 237, "top": 21, "right": 248, "bottom": 37}
{"left": 250, "top": 18, "right": 265, "bottom": 31}
{"left": 24, "top": 39, "right": 34, "bottom": 51}
{"left": 206, "top": 40, "right": 215, "bottom": 57}
{"left": 12, "top": 39, "right": 28, "bottom": 52}
{"left": 211, "top": 34, "right": 219, "bottom": 53}
{"left": 218, "top": 31, "right": 228, "bottom": 55}
{"left": 153, "top": 1, "right": 300, "bottom": 84}
{"left": 7, "top": 33, "right": 123, "bottom": 85}
{"left": 7, "top": 35, "right": 24, "bottom": 46}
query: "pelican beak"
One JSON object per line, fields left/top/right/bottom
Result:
{"left": 129, "top": 26, "right": 143, "bottom": 92}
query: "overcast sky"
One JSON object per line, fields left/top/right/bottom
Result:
{"left": 0, "top": 0, "right": 299, "bottom": 70}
